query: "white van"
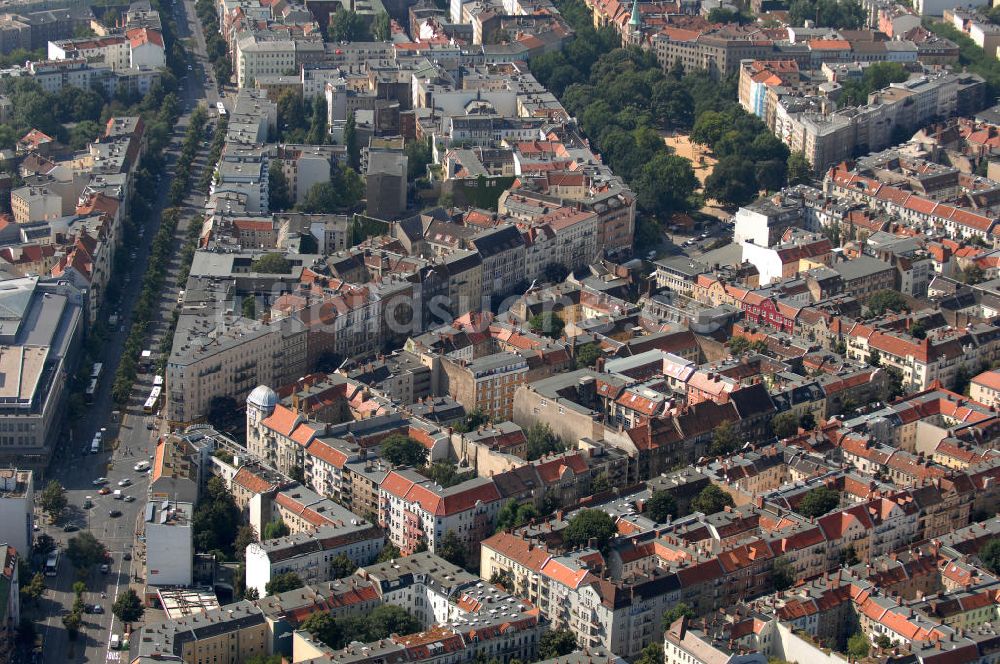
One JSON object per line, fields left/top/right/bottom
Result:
{"left": 112, "top": 490, "right": 123, "bottom": 500}
{"left": 110, "top": 634, "right": 120, "bottom": 650}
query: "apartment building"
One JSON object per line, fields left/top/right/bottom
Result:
{"left": 166, "top": 312, "right": 306, "bottom": 425}
{"left": 440, "top": 351, "right": 529, "bottom": 422}
{"left": 0, "top": 470, "right": 32, "bottom": 558}
{"left": 380, "top": 468, "right": 503, "bottom": 556}
{"left": 970, "top": 369, "right": 1000, "bottom": 408}
{"left": 244, "top": 520, "right": 384, "bottom": 597}
{"left": 144, "top": 501, "right": 194, "bottom": 587}
{"left": 134, "top": 601, "right": 270, "bottom": 664}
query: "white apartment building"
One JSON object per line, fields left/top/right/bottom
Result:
{"left": 0, "top": 470, "right": 33, "bottom": 557}
{"left": 244, "top": 521, "right": 384, "bottom": 597}
{"left": 48, "top": 35, "right": 130, "bottom": 71}
{"left": 236, "top": 36, "right": 296, "bottom": 90}
{"left": 144, "top": 501, "right": 194, "bottom": 587}
{"left": 380, "top": 469, "right": 503, "bottom": 557}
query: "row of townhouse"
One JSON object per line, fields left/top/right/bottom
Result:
{"left": 825, "top": 163, "right": 1000, "bottom": 246}
{"left": 840, "top": 320, "right": 1000, "bottom": 391}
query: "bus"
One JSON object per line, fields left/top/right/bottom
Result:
{"left": 90, "top": 432, "right": 101, "bottom": 454}
{"left": 216, "top": 101, "right": 227, "bottom": 116}
{"left": 153, "top": 375, "right": 164, "bottom": 387}
{"left": 44, "top": 550, "right": 58, "bottom": 576}
{"left": 90, "top": 363, "right": 103, "bottom": 381}
{"left": 143, "top": 386, "right": 162, "bottom": 414}
{"left": 84, "top": 378, "right": 98, "bottom": 404}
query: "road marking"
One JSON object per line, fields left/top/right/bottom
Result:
{"left": 107, "top": 650, "right": 121, "bottom": 661}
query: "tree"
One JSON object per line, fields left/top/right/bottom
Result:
{"left": 299, "top": 181, "right": 338, "bottom": 213}
{"left": 979, "top": 538, "right": 1000, "bottom": 574}
{"left": 662, "top": 603, "right": 695, "bottom": 629}
{"left": 771, "top": 411, "right": 799, "bottom": 439}
{"left": 635, "top": 643, "right": 663, "bottom": 664}
{"left": 368, "top": 604, "right": 420, "bottom": 638}
{"left": 797, "top": 486, "right": 839, "bottom": 518}
{"left": 207, "top": 395, "right": 240, "bottom": 432}
{"left": 646, "top": 491, "right": 677, "bottom": 522}
{"left": 705, "top": 157, "right": 758, "bottom": 207}
{"left": 68, "top": 120, "right": 102, "bottom": 150}
{"left": 691, "top": 485, "right": 734, "bottom": 515}
{"left": 62, "top": 611, "right": 81, "bottom": 637}
{"left": 376, "top": 543, "right": 401, "bottom": 563}
{"left": 66, "top": 532, "right": 107, "bottom": 570}
{"left": 268, "top": 160, "right": 292, "bottom": 211}
{"left": 330, "top": 553, "right": 357, "bottom": 579}
{"left": 302, "top": 611, "right": 343, "bottom": 648}
{"left": 242, "top": 294, "right": 256, "bottom": 320}
{"left": 244, "top": 586, "right": 260, "bottom": 601}
{"left": 634, "top": 152, "right": 698, "bottom": 214}
{"left": 371, "top": 11, "right": 391, "bottom": 41}
{"left": 251, "top": 252, "right": 292, "bottom": 274}
{"left": 575, "top": 343, "right": 602, "bottom": 368}
{"left": 266, "top": 571, "right": 304, "bottom": 595}
{"left": 847, "top": 632, "right": 870, "bottom": 660}
{"left": 20, "top": 573, "right": 45, "bottom": 603}
{"left": 772, "top": 557, "right": 794, "bottom": 591}
{"left": 452, "top": 408, "right": 488, "bottom": 433}
{"left": 33, "top": 534, "right": 55, "bottom": 557}
{"left": 405, "top": 137, "right": 433, "bottom": 179}
{"left": 38, "top": 480, "right": 67, "bottom": 522}
{"left": 539, "top": 629, "right": 577, "bottom": 659}
{"left": 112, "top": 588, "right": 144, "bottom": 625}
{"left": 798, "top": 411, "right": 816, "bottom": 431}
{"left": 708, "top": 421, "right": 739, "bottom": 456}
{"left": 328, "top": 8, "right": 366, "bottom": 42}
{"left": 562, "top": 509, "right": 616, "bottom": 550}
{"left": 233, "top": 525, "right": 258, "bottom": 558}
{"left": 909, "top": 320, "right": 926, "bottom": 340}
{"left": 437, "top": 530, "right": 467, "bottom": 568}
{"left": 528, "top": 312, "right": 564, "bottom": 339}
{"left": 866, "top": 290, "right": 908, "bottom": 316}
{"left": 380, "top": 434, "right": 428, "bottom": 467}
{"left": 841, "top": 544, "right": 860, "bottom": 567}
{"left": 192, "top": 477, "right": 240, "bottom": 557}
{"left": 245, "top": 656, "right": 283, "bottom": 664}
{"left": 787, "top": 151, "right": 812, "bottom": 186}
{"left": 954, "top": 364, "right": 972, "bottom": 396}
{"left": 423, "top": 461, "right": 471, "bottom": 488}
{"left": 277, "top": 90, "right": 307, "bottom": 138}
{"left": 344, "top": 111, "right": 358, "bottom": 169}
{"left": 788, "top": 0, "right": 864, "bottom": 29}
{"left": 496, "top": 501, "right": 539, "bottom": 531}
{"left": 262, "top": 519, "right": 290, "bottom": 541}
{"left": 526, "top": 423, "right": 564, "bottom": 461}
{"left": 962, "top": 264, "right": 986, "bottom": 285}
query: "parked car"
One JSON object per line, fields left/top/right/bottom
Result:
{"left": 124, "top": 495, "right": 135, "bottom": 503}
{"left": 118, "top": 478, "right": 132, "bottom": 487}
{"left": 92, "top": 477, "right": 108, "bottom": 486}
{"left": 62, "top": 525, "right": 78, "bottom": 533}
{"left": 108, "top": 510, "right": 122, "bottom": 518}
{"left": 98, "top": 487, "right": 111, "bottom": 495}
{"left": 99, "top": 564, "right": 109, "bottom": 573}
{"left": 92, "top": 605, "right": 104, "bottom": 614}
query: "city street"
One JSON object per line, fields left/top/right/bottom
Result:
{"left": 36, "top": 0, "right": 221, "bottom": 660}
